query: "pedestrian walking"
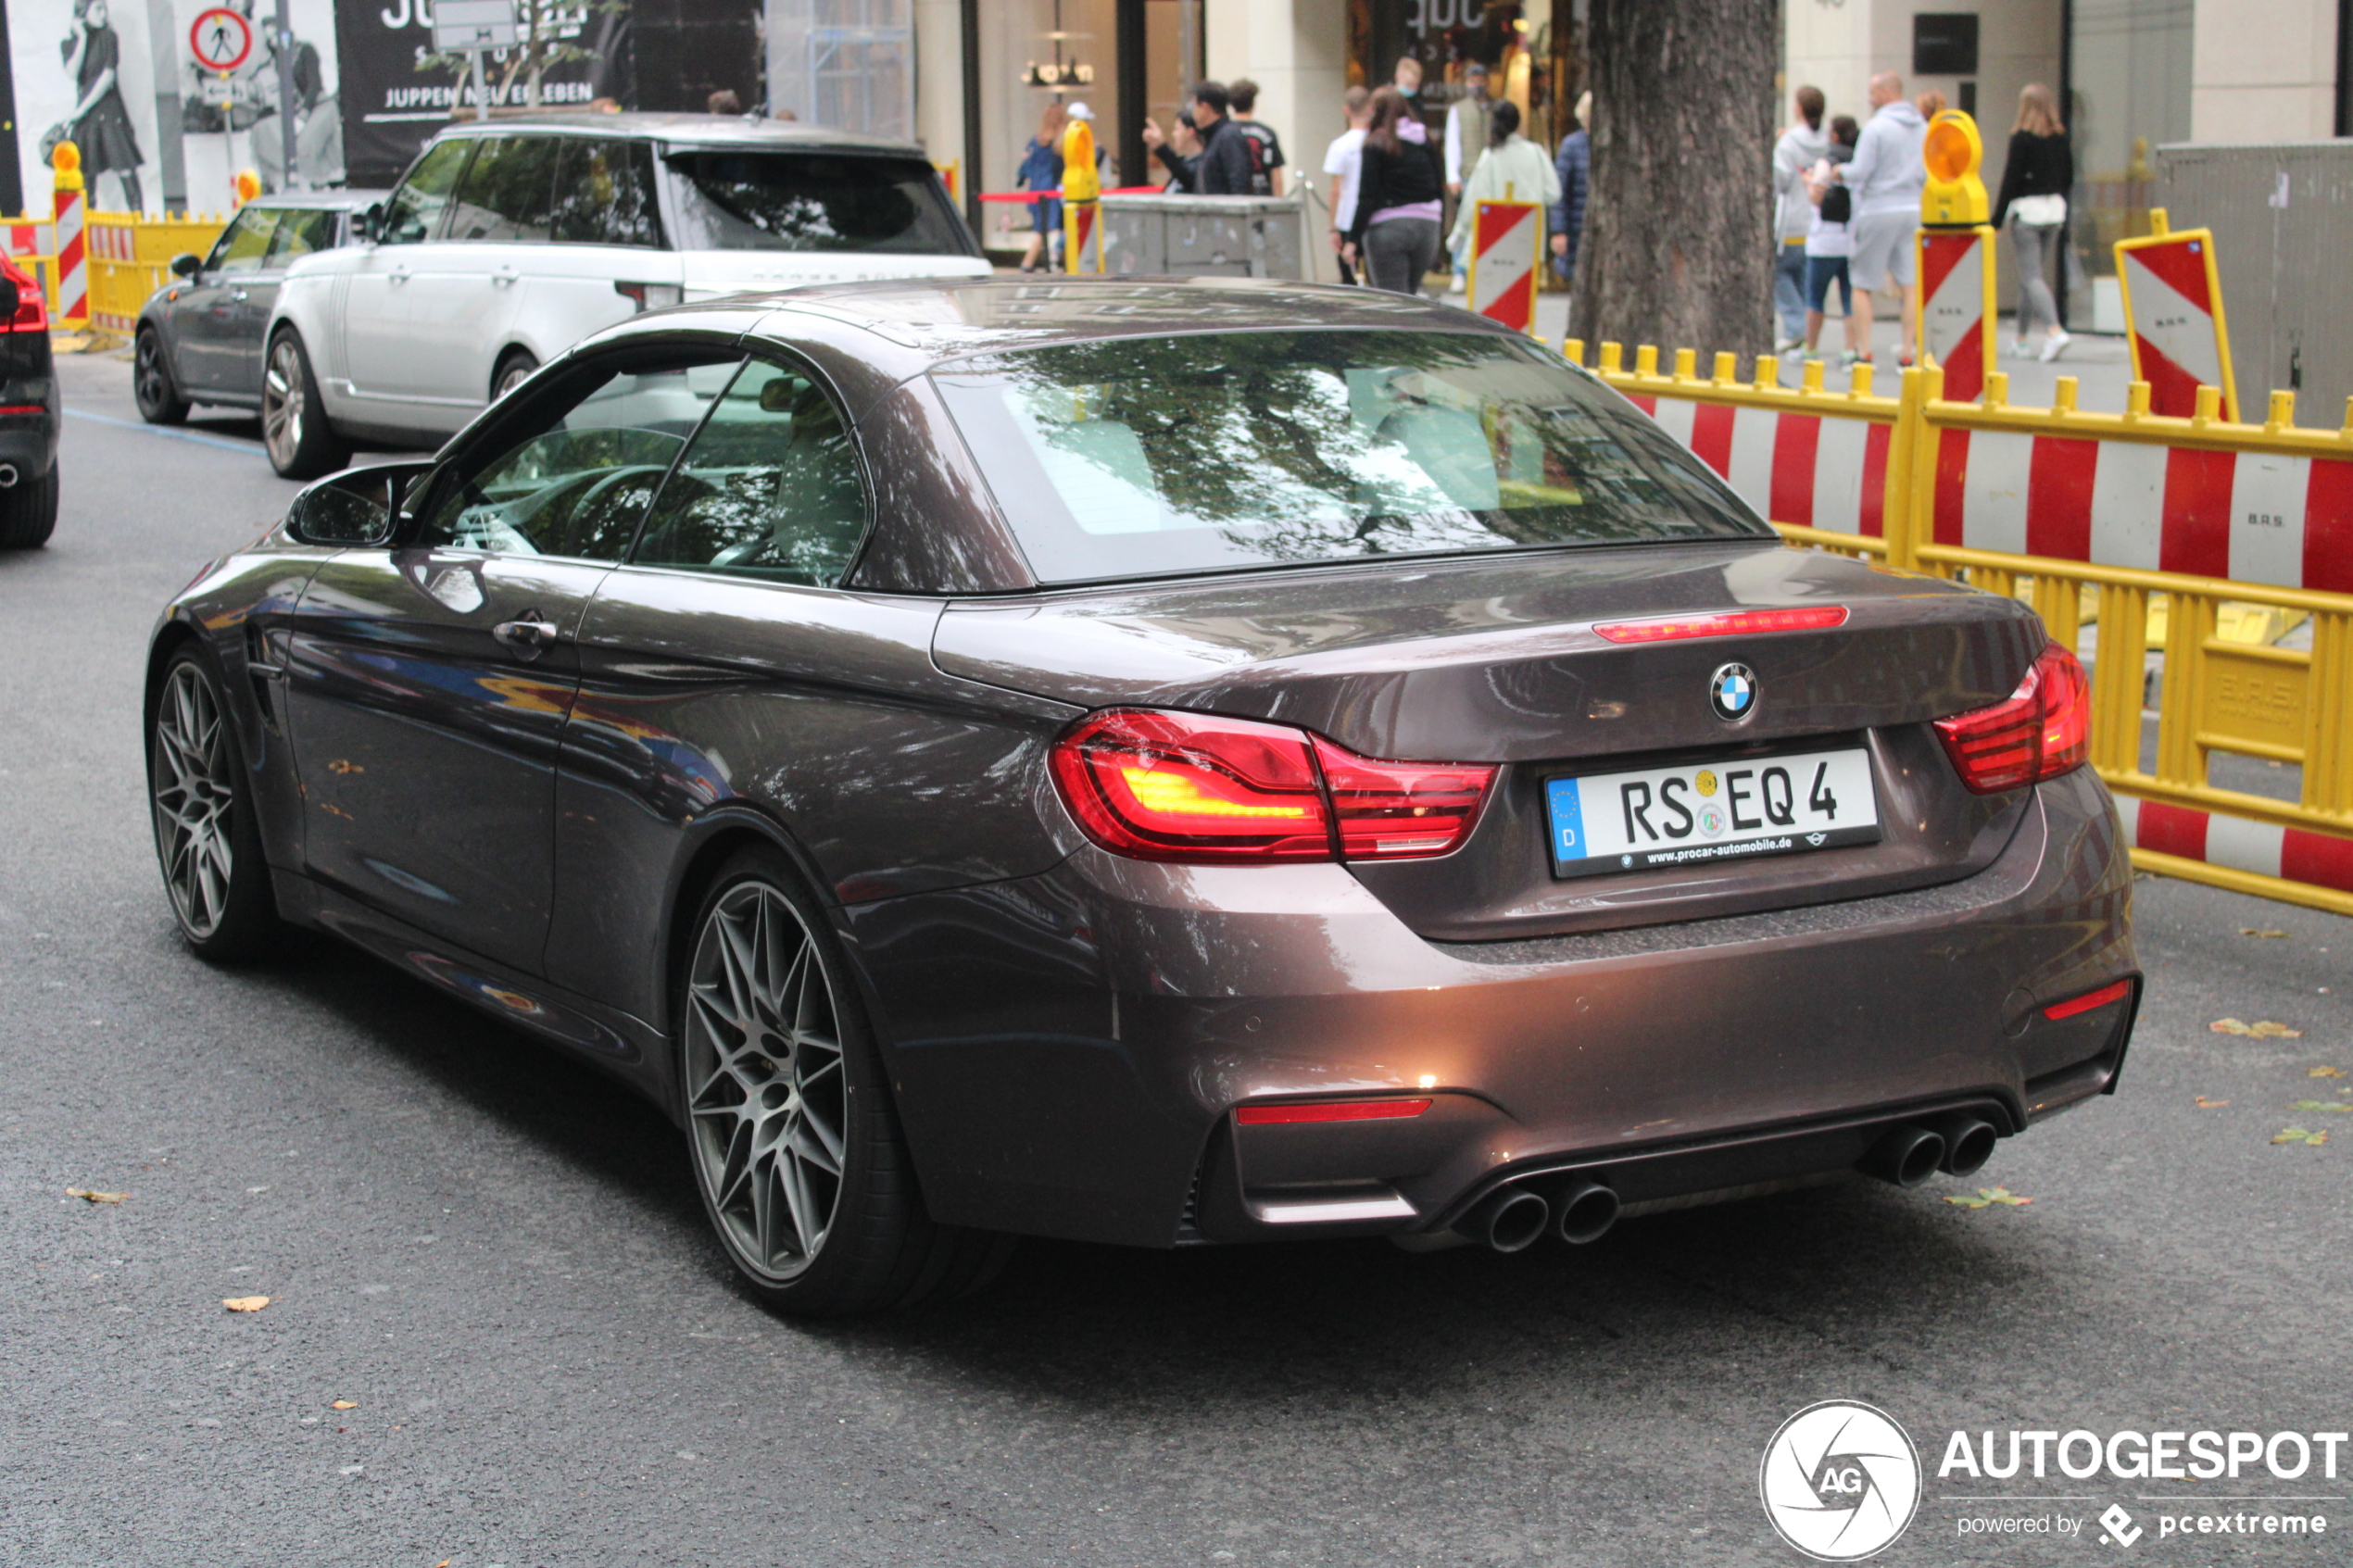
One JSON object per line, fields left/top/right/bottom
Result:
{"left": 1803, "top": 116, "right": 1860, "bottom": 365}
{"left": 1992, "top": 82, "right": 2075, "bottom": 362}
{"left": 1837, "top": 72, "right": 1926, "bottom": 366}
{"left": 1915, "top": 88, "right": 1948, "bottom": 120}
{"left": 1771, "top": 86, "right": 1831, "bottom": 352}
{"left": 1014, "top": 101, "right": 1067, "bottom": 274}
{"left": 1345, "top": 85, "right": 1445, "bottom": 295}
{"left": 1447, "top": 101, "right": 1559, "bottom": 261}
{"left": 1323, "top": 86, "right": 1373, "bottom": 284}
{"left": 1442, "top": 61, "right": 1496, "bottom": 289}
{"left": 1228, "top": 79, "right": 1286, "bottom": 196}
{"left": 1392, "top": 56, "right": 1428, "bottom": 123}
{"left": 1549, "top": 91, "right": 1589, "bottom": 283}
{"left": 1143, "top": 81, "right": 1260, "bottom": 195}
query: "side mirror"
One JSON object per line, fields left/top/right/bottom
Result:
{"left": 285, "top": 462, "right": 431, "bottom": 547}
{"left": 169, "top": 252, "right": 203, "bottom": 279}
{"left": 358, "top": 202, "right": 385, "bottom": 244}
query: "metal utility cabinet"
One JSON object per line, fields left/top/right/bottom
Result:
{"left": 1100, "top": 194, "right": 1306, "bottom": 280}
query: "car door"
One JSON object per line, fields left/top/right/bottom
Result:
{"left": 441, "top": 133, "right": 559, "bottom": 404}
{"left": 233, "top": 207, "right": 339, "bottom": 399}
{"left": 342, "top": 138, "right": 484, "bottom": 419}
{"left": 171, "top": 206, "right": 279, "bottom": 393}
{"left": 283, "top": 345, "right": 736, "bottom": 973}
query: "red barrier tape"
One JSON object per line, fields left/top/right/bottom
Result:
{"left": 978, "top": 186, "right": 1166, "bottom": 203}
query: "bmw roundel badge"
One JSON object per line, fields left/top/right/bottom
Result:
{"left": 1710, "top": 661, "right": 1758, "bottom": 722}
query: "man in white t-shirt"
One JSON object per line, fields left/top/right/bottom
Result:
{"left": 1322, "top": 85, "right": 1372, "bottom": 284}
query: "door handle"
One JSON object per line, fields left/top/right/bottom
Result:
{"left": 492, "top": 266, "right": 519, "bottom": 287}
{"left": 493, "top": 614, "right": 566, "bottom": 654}
{"left": 230, "top": 288, "right": 248, "bottom": 302}
{"left": 389, "top": 264, "right": 411, "bottom": 283}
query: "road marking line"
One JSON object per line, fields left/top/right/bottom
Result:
{"left": 63, "top": 407, "right": 258, "bottom": 455}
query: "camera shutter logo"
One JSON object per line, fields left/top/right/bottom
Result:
{"left": 1758, "top": 1400, "right": 1921, "bottom": 1561}
{"left": 1711, "top": 661, "right": 1758, "bottom": 722}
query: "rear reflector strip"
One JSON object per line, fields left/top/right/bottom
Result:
{"left": 1234, "top": 1098, "right": 1434, "bottom": 1125}
{"left": 1592, "top": 606, "right": 1849, "bottom": 644}
{"left": 2042, "top": 978, "right": 2132, "bottom": 1021}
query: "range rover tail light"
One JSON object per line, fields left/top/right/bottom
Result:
{"left": 1933, "top": 642, "right": 2090, "bottom": 794}
{"left": 1050, "top": 709, "right": 1496, "bottom": 864}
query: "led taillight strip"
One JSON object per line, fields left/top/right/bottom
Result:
{"left": 1233, "top": 1098, "right": 1434, "bottom": 1125}
{"left": 1592, "top": 607, "right": 1849, "bottom": 644}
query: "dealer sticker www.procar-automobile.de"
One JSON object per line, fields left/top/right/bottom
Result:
{"left": 1544, "top": 746, "right": 1882, "bottom": 878}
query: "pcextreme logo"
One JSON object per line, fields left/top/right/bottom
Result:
{"left": 1760, "top": 1400, "right": 1923, "bottom": 1561}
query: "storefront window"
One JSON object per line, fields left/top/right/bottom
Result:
{"left": 1346, "top": 0, "right": 1576, "bottom": 169}
{"left": 2067, "top": 0, "right": 2193, "bottom": 329}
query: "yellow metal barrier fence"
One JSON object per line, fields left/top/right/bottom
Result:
{"left": 87, "top": 212, "right": 229, "bottom": 337}
{"left": 1569, "top": 337, "right": 2353, "bottom": 918}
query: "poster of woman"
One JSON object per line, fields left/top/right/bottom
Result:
{"left": 7, "top": 0, "right": 163, "bottom": 215}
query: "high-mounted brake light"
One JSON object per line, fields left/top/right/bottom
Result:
{"left": 1, "top": 257, "right": 45, "bottom": 334}
{"left": 2042, "top": 977, "right": 2133, "bottom": 1021}
{"left": 1050, "top": 709, "right": 1496, "bottom": 864}
{"left": 1932, "top": 642, "right": 2090, "bottom": 794}
{"left": 1234, "top": 1098, "right": 1433, "bottom": 1125}
{"left": 1592, "top": 606, "right": 1848, "bottom": 644}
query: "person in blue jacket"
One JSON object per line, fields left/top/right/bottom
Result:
{"left": 1015, "top": 102, "right": 1068, "bottom": 274}
{"left": 1549, "top": 90, "right": 1590, "bottom": 282}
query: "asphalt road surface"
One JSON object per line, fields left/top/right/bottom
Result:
{"left": 4, "top": 353, "right": 2347, "bottom": 1568}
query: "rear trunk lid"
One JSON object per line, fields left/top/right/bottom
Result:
{"left": 935, "top": 542, "right": 2047, "bottom": 938}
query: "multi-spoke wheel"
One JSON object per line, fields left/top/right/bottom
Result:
{"left": 677, "top": 848, "right": 1013, "bottom": 1315}
{"left": 492, "top": 349, "right": 539, "bottom": 402}
{"left": 149, "top": 650, "right": 276, "bottom": 959}
{"left": 133, "top": 327, "right": 188, "bottom": 425}
{"left": 260, "top": 332, "right": 348, "bottom": 480}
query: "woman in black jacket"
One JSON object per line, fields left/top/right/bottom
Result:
{"left": 1345, "top": 86, "right": 1446, "bottom": 295}
{"left": 1991, "top": 83, "right": 2075, "bottom": 362}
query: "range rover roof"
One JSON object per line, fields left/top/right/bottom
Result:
{"left": 429, "top": 112, "right": 927, "bottom": 157}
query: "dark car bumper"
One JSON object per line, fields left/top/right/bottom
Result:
{"left": 849, "top": 767, "right": 2136, "bottom": 1249}
{"left": 0, "top": 382, "right": 59, "bottom": 479}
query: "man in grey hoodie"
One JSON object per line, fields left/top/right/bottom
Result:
{"left": 1839, "top": 72, "right": 1927, "bottom": 365}
{"left": 1771, "top": 86, "right": 1831, "bottom": 351}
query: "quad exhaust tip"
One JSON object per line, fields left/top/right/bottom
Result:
{"left": 0, "top": 464, "right": 18, "bottom": 488}
{"left": 1554, "top": 1178, "right": 1620, "bottom": 1246}
{"left": 1922, "top": 1111, "right": 1999, "bottom": 1176}
{"left": 1468, "top": 1186, "right": 1551, "bottom": 1253}
{"left": 1857, "top": 1124, "right": 1947, "bottom": 1187}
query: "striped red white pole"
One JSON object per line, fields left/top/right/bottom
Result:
{"left": 2117, "top": 211, "right": 2237, "bottom": 421}
{"left": 51, "top": 141, "right": 88, "bottom": 327}
{"left": 1918, "top": 227, "right": 1994, "bottom": 403}
{"left": 1466, "top": 198, "right": 1541, "bottom": 333}
{"left": 2116, "top": 797, "right": 2353, "bottom": 899}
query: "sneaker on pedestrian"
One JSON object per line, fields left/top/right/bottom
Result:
{"left": 2039, "top": 330, "right": 2072, "bottom": 363}
{"left": 1775, "top": 335, "right": 1804, "bottom": 354}
{"left": 1839, "top": 350, "right": 1864, "bottom": 370}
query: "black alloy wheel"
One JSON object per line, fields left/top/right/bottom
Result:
{"left": 133, "top": 327, "right": 190, "bottom": 425}
{"left": 149, "top": 648, "right": 280, "bottom": 959}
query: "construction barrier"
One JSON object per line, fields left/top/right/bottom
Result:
{"left": 87, "top": 211, "right": 229, "bottom": 336}
{"left": 1465, "top": 197, "right": 1541, "bottom": 334}
{"left": 1571, "top": 336, "right": 2353, "bottom": 917}
{"left": 51, "top": 144, "right": 87, "bottom": 327}
{"left": 2118, "top": 207, "right": 2237, "bottom": 421}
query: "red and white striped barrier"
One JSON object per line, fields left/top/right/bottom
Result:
{"left": 1466, "top": 198, "right": 1541, "bottom": 333}
{"left": 1919, "top": 228, "right": 1994, "bottom": 403}
{"left": 2118, "top": 226, "right": 2235, "bottom": 421}
{"left": 52, "top": 161, "right": 87, "bottom": 327}
{"left": 1926, "top": 428, "right": 2353, "bottom": 593}
{"left": 1626, "top": 395, "right": 1894, "bottom": 538}
{"left": 3, "top": 222, "right": 55, "bottom": 260}
{"left": 2117, "top": 797, "right": 2353, "bottom": 897}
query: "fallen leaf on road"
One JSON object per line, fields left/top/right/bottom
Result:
{"left": 2239, "top": 928, "right": 2289, "bottom": 938}
{"left": 330, "top": 1399, "right": 357, "bottom": 1411}
{"left": 1944, "top": 1186, "right": 2033, "bottom": 1208}
{"left": 221, "top": 1296, "right": 271, "bottom": 1312}
{"left": 65, "top": 1188, "right": 125, "bottom": 1204}
{"left": 2290, "top": 1100, "right": 2352, "bottom": 1113}
{"left": 2208, "top": 1019, "right": 2304, "bottom": 1037}
{"left": 2312, "top": 1066, "right": 2345, "bottom": 1079}
{"left": 2194, "top": 1096, "right": 2230, "bottom": 1108}
{"left": 2271, "top": 1127, "right": 2329, "bottom": 1146}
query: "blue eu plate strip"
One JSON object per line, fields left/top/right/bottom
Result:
{"left": 1545, "top": 776, "right": 1587, "bottom": 862}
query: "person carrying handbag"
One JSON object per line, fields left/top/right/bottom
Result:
{"left": 1992, "top": 82, "right": 2074, "bottom": 362}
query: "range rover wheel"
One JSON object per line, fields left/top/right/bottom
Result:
{"left": 261, "top": 332, "right": 349, "bottom": 480}
{"left": 678, "top": 847, "right": 1013, "bottom": 1315}
{"left": 492, "top": 350, "right": 538, "bottom": 401}
{"left": 149, "top": 648, "right": 279, "bottom": 960}
{"left": 133, "top": 327, "right": 189, "bottom": 425}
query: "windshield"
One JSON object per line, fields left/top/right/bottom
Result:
{"left": 931, "top": 330, "right": 1771, "bottom": 584}
{"left": 663, "top": 150, "right": 971, "bottom": 254}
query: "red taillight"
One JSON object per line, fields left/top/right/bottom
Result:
{"left": 1234, "top": 1098, "right": 1433, "bottom": 1125}
{"left": 1933, "top": 642, "right": 2091, "bottom": 794}
{"left": 2043, "top": 977, "right": 2132, "bottom": 1021}
{"left": 1050, "top": 709, "right": 1497, "bottom": 864}
{"left": 1, "top": 257, "right": 45, "bottom": 332}
{"left": 1592, "top": 606, "right": 1848, "bottom": 644}
{"left": 1311, "top": 735, "right": 1494, "bottom": 859}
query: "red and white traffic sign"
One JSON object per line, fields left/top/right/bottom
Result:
{"left": 1466, "top": 199, "right": 1541, "bottom": 333}
{"left": 1919, "top": 227, "right": 1994, "bottom": 402}
{"left": 2118, "top": 223, "right": 2237, "bottom": 421}
{"left": 189, "top": 6, "right": 254, "bottom": 72}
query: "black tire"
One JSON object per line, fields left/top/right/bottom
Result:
{"left": 677, "top": 845, "right": 1012, "bottom": 1316}
{"left": 261, "top": 331, "right": 349, "bottom": 480}
{"left": 491, "top": 349, "right": 538, "bottom": 403}
{"left": 133, "top": 327, "right": 189, "bottom": 424}
{"left": 0, "top": 464, "right": 57, "bottom": 549}
{"left": 149, "top": 646, "right": 281, "bottom": 960}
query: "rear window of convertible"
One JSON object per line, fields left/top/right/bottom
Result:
{"left": 929, "top": 329, "right": 1773, "bottom": 584}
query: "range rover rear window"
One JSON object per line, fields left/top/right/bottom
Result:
{"left": 662, "top": 150, "right": 971, "bottom": 256}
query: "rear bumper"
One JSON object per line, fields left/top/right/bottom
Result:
{"left": 848, "top": 767, "right": 2136, "bottom": 1248}
{"left": 0, "top": 383, "right": 59, "bottom": 476}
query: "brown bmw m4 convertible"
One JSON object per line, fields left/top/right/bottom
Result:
{"left": 145, "top": 279, "right": 2137, "bottom": 1313}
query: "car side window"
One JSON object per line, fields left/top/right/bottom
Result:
{"left": 630, "top": 358, "right": 868, "bottom": 586}
{"left": 416, "top": 355, "right": 743, "bottom": 562}
{"left": 205, "top": 207, "right": 279, "bottom": 274}
{"left": 446, "top": 135, "right": 557, "bottom": 243}
{"left": 550, "top": 139, "right": 664, "bottom": 247}
{"left": 379, "top": 139, "right": 472, "bottom": 245}
{"left": 263, "top": 207, "right": 337, "bottom": 268}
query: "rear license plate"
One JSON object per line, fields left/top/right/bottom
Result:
{"left": 1543, "top": 746, "right": 1881, "bottom": 879}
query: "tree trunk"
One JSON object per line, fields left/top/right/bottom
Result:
{"left": 1572, "top": 0, "right": 1780, "bottom": 363}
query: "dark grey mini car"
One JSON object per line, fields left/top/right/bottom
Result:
{"left": 145, "top": 279, "right": 2138, "bottom": 1313}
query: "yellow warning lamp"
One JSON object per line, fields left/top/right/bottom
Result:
{"left": 1920, "top": 110, "right": 1989, "bottom": 227}
{"left": 233, "top": 168, "right": 262, "bottom": 207}
{"left": 1061, "top": 116, "right": 1099, "bottom": 204}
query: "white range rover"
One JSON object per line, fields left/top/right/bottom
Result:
{"left": 261, "top": 113, "right": 989, "bottom": 477}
